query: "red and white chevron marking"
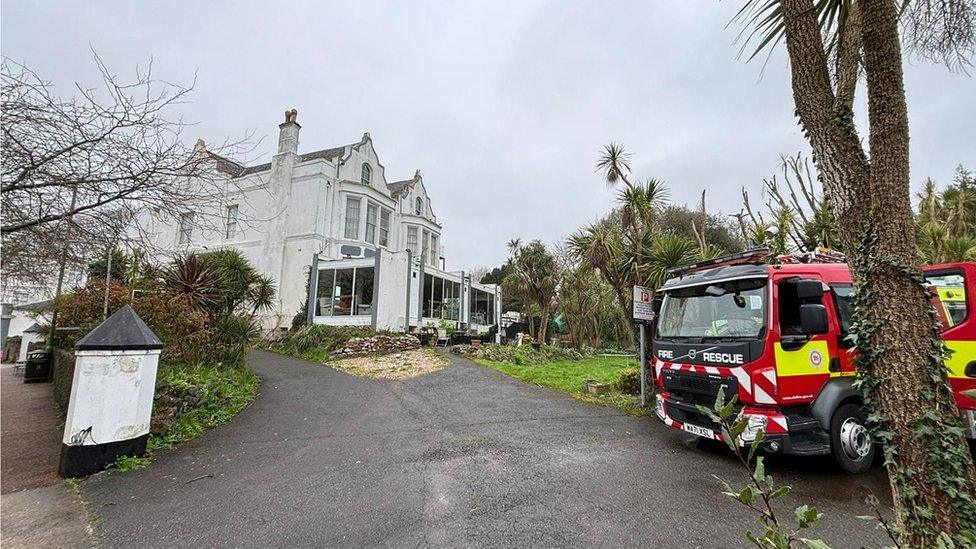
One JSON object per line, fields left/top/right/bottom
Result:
{"left": 653, "top": 358, "right": 752, "bottom": 396}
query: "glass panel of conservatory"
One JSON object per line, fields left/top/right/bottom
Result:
{"left": 431, "top": 276, "right": 444, "bottom": 319}
{"left": 422, "top": 273, "right": 433, "bottom": 318}
{"left": 333, "top": 268, "right": 354, "bottom": 316}
{"left": 353, "top": 267, "right": 374, "bottom": 316}
{"left": 316, "top": 269, "right": 336, "bottom": 316}
{"left": 444, "top": 280, "right": 461, "bottom": 320}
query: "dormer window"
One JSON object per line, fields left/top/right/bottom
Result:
{"left": 361, "top": 163, "right": 372, "bottom": 184}
{"left": 415, "top": 197, "right": 423, "bottom": 215}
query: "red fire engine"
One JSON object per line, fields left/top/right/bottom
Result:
{"left": 652, "top": 249, "right": 976, "bottom": 473}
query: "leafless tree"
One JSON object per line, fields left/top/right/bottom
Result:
{"left": 1, "top": 54, "right": 255, "bottom": 294}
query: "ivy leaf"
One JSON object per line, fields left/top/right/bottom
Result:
{"left": 795, "top": 505, "right": 822, "bottom": 528}
{"left": 739, "top": 485, "right": 758, "bottom": 505}
{"left": 748, "top": 430, "right": 765, "bottom": 462}
{"left": 769, "top": 486, "right": 791, "bottom": 500}
{"left": 800, "top": 539, "right": 832, "bottom": 549}
{"left": 754, "top": 456, "right": 766, "bottom": 483}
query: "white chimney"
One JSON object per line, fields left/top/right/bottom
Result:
{"left": 278, "top": 108, "right": 301, "bottom": 155}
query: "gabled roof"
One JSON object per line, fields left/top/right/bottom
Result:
{"left": 75, "top": 305, "right": 163, "bottom": 351}
{"left": 386, "top": 170, "right": 422, "bottom": 198}
{"left": 209, "top": 144, "right": 351, "bottom": 178}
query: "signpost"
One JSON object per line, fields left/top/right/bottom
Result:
{"left": 633, "top": 285, "right": 655, "bottom": 407}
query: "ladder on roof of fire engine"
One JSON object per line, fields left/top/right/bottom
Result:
{"left": 666, "top": 248, "right": 772, "bottom": 277}
{"left": 666, "top": 246, "right": 849, "bottom": 277}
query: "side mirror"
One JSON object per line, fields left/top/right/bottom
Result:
{"left": 794, "top": 279, "right": 825, "bottom": 300}
{"left": 799, "top": 303, "right": 829, "bottom": 335}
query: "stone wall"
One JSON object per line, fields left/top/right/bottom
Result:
{"left": 51, "top": 348, "right": 75, "bottom": 416}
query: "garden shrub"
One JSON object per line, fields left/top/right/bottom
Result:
{"left": 452, "top": 343, "right": 591, "bottom": 365}
{"left": 149, "top": 363, "right": 259, "bottom": 447}
{"left": 616, "top": 368, "right": 641, "bottom": 395}
{"left": 54, "top": 281, "right": 212, "bottom": 365}
{"left": 283, "top": 324, "right": 377, "bottom": 354}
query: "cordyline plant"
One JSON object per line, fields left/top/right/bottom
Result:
{"left": 697, "top": 388, "right": 830, "bottom": 549}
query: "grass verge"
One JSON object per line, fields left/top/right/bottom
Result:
{"left": 472, "top": 354, "right": 654, "bottom": 416}
{"left": 112, "top": 363, "right": 260, "bottom": 472}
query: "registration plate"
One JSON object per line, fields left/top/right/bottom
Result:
{"left": 682, "top": 423, "right": 714, "bottom": 439}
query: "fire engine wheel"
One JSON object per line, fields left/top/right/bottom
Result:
{"left": 829, "top": 404, "right": 875, "bottom": 474}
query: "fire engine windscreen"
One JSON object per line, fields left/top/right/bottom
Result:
{"left": 657, "top": 279, "right": 767, "bottom": 339}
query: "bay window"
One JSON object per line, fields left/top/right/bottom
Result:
{"left": 406, "top": 226, "right": 419, "bottom": 256}
{"left": 379, "top": 209, "right": 390, "bottom": 247}
{"left": 365, "top": 203, "right": 378, "bottom": 243}
{"left": 344, "top": 196, "right": 361, "bottom": 239}
{"left": 315, "top": 266, "right": 375, "bottom": 317}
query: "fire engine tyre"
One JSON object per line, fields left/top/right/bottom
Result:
{"left": 829, "top": 404, "right": 875, "bottom": 474}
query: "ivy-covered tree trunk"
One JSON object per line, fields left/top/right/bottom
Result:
{"left": 781, "top": 0, "right": 976, "bottom": 543}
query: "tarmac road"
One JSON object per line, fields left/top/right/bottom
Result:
{"left": 83, "top": 350, "right": 891, "bottom": 548}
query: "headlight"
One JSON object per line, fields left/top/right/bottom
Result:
{"left": 740, "top": 414, "right": 768, "bottom": 443}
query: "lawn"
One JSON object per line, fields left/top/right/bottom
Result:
{"left": 472, "top": 354, "right": 654, "bottom": 416}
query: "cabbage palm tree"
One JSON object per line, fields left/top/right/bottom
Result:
{"left": 735, "top": 0, "right": 976, "bottom": 542}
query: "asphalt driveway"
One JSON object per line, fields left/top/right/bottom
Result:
{"left": 84, "top": 350, "right": 890, "bottom": 548}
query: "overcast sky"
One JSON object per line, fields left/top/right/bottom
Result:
{"left": 3, "top": 1, "right": 973, "bottom": 271}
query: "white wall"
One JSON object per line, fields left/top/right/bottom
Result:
{"left": 375, "top": 250, "right": 410, "bottom": 331}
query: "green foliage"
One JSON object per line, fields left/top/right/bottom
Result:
{"left": 53, "top": 281, "right": 212, "bottom": 365}
{"left": 917, "top": 166, "right": 976, "bottom": 263}
{"left": 87, "top": 248, "right": 130, "bottom": 283}
{"left": 557, "top": 261, "right": 630, "bottom": 349}
{"left": 452, "top": 343, "right": 589, "bottom": 365}
{"left": 273, "top": 324, "right": 376, "bottom": 355}
{"left": 616, "top": 367, "right": 641, "bottom": 395}
{"left": 469, "top": 352, "right": 649, "bottom": 416}
{"left": 658, "top": 205, "right": 745, "bottom": 255}
{"left": 113, "top": 363, "right": 260, "bottom": 471}
{"left": 738, "top": 154, "right": 839, "bottom": 255}
{"left": 212, "top": 314, "right": 260, "bottom": 365}
{"left": 149, "top": 363, "right": 260, "bottom": 450}
{"left": 194, "top": 249, "right": 277, "bottom": 317}
{"left": 55, "top": 250, "right": 273, "bottom": 367}
{"left": 697, "top": 388, "right": 829, "bottom": 548}
{"left": 504, "top": 240, "right": 560, "bottom": 343}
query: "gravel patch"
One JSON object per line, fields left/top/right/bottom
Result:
{"left": 328, "top": 348, "right": 449, "bottom": 379}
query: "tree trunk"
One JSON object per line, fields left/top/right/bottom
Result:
{"left": 782, "top": 0, "right": 976, "bottom": 542}
{"left": 858, "top": 0, "right": 976, "bottom": 540}
{"left": 538, "top": 306, "right": 550, "bottom": 344}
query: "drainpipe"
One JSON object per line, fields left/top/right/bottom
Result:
{"left": 306, "top": 252, "right": 319, "bottom": 326}
{"left": 418, "top": 259, "right": 425, "bottom": 328}
{"left": 404, "top": 250, "right": 412, "bottom": 333}
{"left": 370, "top": 249, "right": 381, "bottom": 329}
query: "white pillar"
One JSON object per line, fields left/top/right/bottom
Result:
{"left": 59, "top": 305, "right": 162, "bottom": 477}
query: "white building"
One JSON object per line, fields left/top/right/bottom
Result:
{"left": 138, "top": 110, "right": 500, "bottom": 334}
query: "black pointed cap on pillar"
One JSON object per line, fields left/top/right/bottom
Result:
{"left": 75, "top": 305, "right": 164, "bottom": 351}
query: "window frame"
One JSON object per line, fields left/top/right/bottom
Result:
{"left": 365, "top": 202, "right": 378, "bottom": 244}
{"left": 315, "top": 266, "right": 374, "bottom": 317}
{"left": 344, "top": 195, "right": 362, "bottom": 240}
{"left": 225, "top": 204, "right": 239, "bottom": 240}
{"left": 178, "top": 212, "right": 195, "bottom": 245}
{"left": 429, "top": 234, "right": 439, "bottom": 266}
{"left": 379, "top": 208, "right": 390, "bottom": 247}
{"left": 361, "top": 163, "right": 372, "bottom": 184}
{"left": 415, "top": 196, "right": 423, "bottom": 215}
{"left": 406, "top": 226, "right": 419, "bottom": 256}
{"left": 925, "top": 268, "right": 969, "bottom": 329}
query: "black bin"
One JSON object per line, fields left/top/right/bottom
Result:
{"left": 24, "top": 349, "right": 52, "bottom": 383}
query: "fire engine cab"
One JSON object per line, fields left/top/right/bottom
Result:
{"left": 652, "top": 249, "right": 976, "bottom": 474}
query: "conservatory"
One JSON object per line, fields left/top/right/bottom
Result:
{"left": 307, "top": 250, "right": 501, "bottom": 339}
